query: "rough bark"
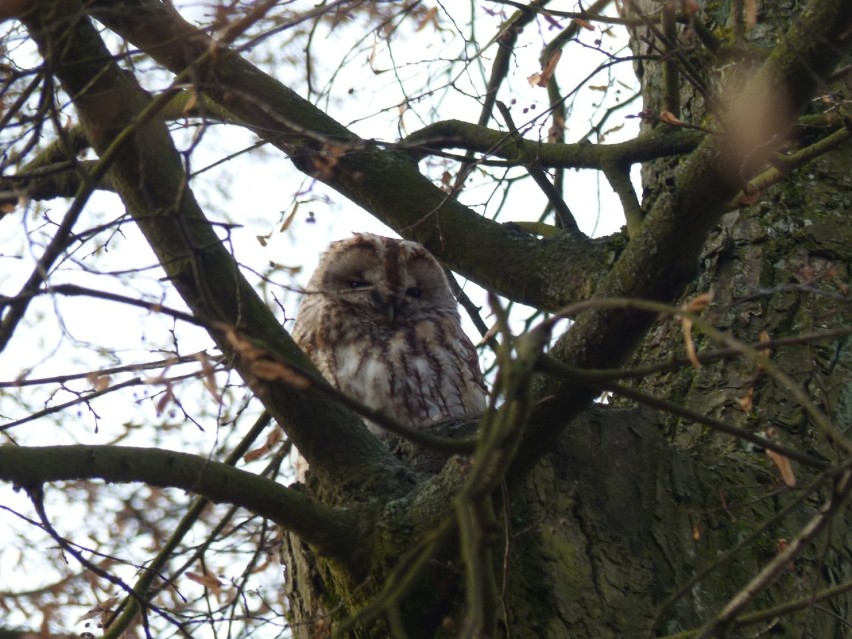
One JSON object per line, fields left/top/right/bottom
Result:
{"left": 619, "top": 0, "right": 852, "bottom": 635}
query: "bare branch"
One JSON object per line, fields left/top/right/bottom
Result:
{"left": 0, "top": 444, "right": 367, "bottom": 573}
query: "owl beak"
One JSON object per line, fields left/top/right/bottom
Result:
{"left": 385, "top": 303, "right": 396, "bottom": 325}
{"left": 384, "top": 298, "right": 408, "bottom": 324}
{"left": 371, "top": 292, "right": 402, "bottom": 324}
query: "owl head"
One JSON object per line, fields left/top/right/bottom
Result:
{"left": 306, "top": 233, "right": 459, "bottom": 325}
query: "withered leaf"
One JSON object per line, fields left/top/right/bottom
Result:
{"left": 416, "top": 6, "right": 438, "bottom": 31}
{"left": 280, "top": 203, "right": 299, "bottom": 233}
{"left": 660, "top": 110, "right": 685, "bottom": 125}
{"left": 682, "top": 316, "right": 701, "bottom": 369}
{"left": 680, "top": 291, "right": 713, "bottom": 369}
{"left": 738, "top": 183, "right": 761, "bottom": 205}
{"left": 736, "top": 386, "right": 754, "bottom": 413}
{"left": 183, "top": 89, "right": 198, "bottom": 115}
{"left": 244, "top": 428, "right": 282, "bottom": 462}
{"left": 766, "top": 448, "right": 796, "bottom": 487}
{"left": 529, "top": 49, "right": 562, "bottom": 88}
{"left": 683, "top": 291, "right": 714, "bottom": 312}
{"left": 187, "top": 570, "right": 224, "bottom": 594}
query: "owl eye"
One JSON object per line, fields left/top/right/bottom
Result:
{"left": 348, "top": 279, "right": 371, "bottom": 289}
{"left": 405, "top": 287, "right": 422, "bottom": 299}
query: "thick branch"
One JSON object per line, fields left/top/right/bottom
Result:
{"left": 0, "top": 160, "right": 115, "bottom": 206}
{"left": 0, "top": 445, "right": 367, "bottom": 572}
{"left": 404, "top": 120, "right": 704, "bottom": 169}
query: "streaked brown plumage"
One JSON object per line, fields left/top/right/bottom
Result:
{"left": 292, "top": 233, "right": 485, "bottom": 435}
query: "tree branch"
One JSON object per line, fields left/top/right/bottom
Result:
{"left": 601, "top": 160, "right": 643, "bottom": 236}
{"left": 495, "top": 100, "right": 582, "bottom": 237}
{"left": 403, "top": 120, "right": 704, "bottom": 169}
{"left": 0, "top": 444, "right": 368, "bottom": 573}
{"left": 103, "top": 412, "right": 272, "bottom": 638}
{"left": 445, "top": 0, "right": 549, "bottom": 197}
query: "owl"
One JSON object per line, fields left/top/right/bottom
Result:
{"left": 292, "top": 233, "right": 486, "bottom": 440}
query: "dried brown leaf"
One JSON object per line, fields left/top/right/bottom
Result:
{"left": 441, "top": 170, "right": 453, "bottom": 193}
{"left": 187, "top": 571, "right": 223, "bottom": 594}
{"left": 680, "top": 291, "right": 713, "bottom": 369}
{"left": 660, "top": 110, "right": 685, "bottom": 125}
{"left": 738, "top": 182, "right": 761, "bottom": 205}
{"left": 416, "top": 6, "right": 438, "bottom": 31}
{"left": 244, "top": 428, "right": 282, "bottom": 462}
{"left": 155, "top": 384, "right": 174, "bottom": 417}
{"left": 221, "top": 325, "right": 311, "bottom": 389}
{"left": 183, "top": 89, "right": 198, "bottom": 115}
{"left": 766, "top": 448, "right": 796, "bottom": 487}
{"left": 280, "top": 203, "right": 298, "bottom": 233}
{"left": 682, "top": 316, "right": 701, "bottom": 369}
{"left": 76, "top": 597, "right": 119, "bottom": 623}
{"left": 198, "top": 352, "right": 222, "bottom": 402}
{"left": 309, "top": 143, "right": 346, "bottom": 180}
{"left": 250, "top": 360, "right": 310, "bottom": 388}
{"left": 530, "top": 49, "right": 562, "bottom": 88}
{"left": 86, "top": 372, "right": 111, "bottom": 392}
{"left": 736, "top": 386, "right": 754, "bottom": 413}
{"left": 683, "top": 291, "right": 714, "bottom": 312}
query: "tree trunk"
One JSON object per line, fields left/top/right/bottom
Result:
{"left": 280, "top": 2, "right": 852, "bottom": 636}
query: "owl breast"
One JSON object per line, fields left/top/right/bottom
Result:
{"left": 325, "top": 316, "right": 485, "bottom": 433}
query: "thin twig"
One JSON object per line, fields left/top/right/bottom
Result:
{"left": 696, "top": 468, "right": 852, "bottom": 638}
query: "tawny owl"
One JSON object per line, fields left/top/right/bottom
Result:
{"left": 292, "top": 233, "right": 486, "bottom": 438}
